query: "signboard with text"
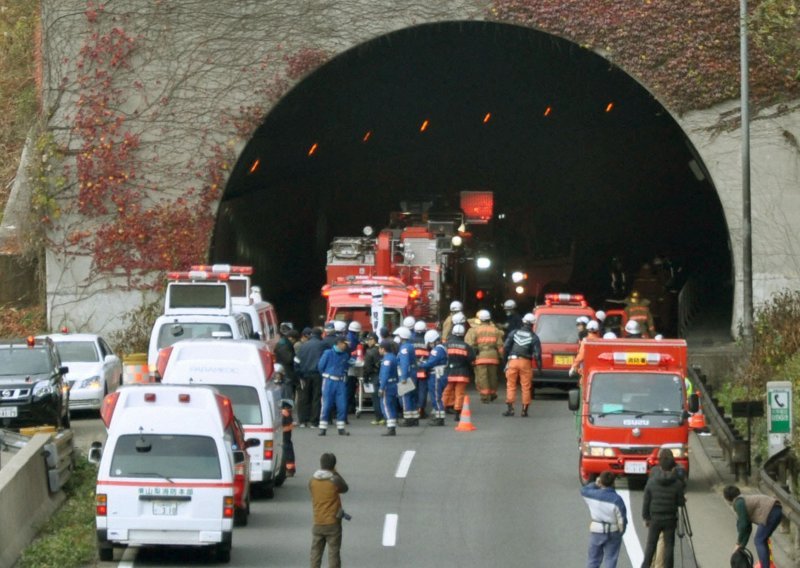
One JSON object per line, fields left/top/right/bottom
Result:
{"left": 767, "top": 381, "right": 793, "bottom": 458}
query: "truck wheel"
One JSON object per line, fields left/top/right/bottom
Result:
{"left": 97, "top": 538, "right": 113, "bottom": 561}
{"left": 214, "top": 543, "right": 231, "bottom": 563}
{"left": 273, "top": 458, "right": 287, "bottom": 487}
{"left": 234, "top": 506, "right": 248, "bottom": 527}
{"left": 264, "top": 484, "right": 275, "bottom": 499}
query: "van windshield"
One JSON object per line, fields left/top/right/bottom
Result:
{"left": 535, "top": 314, "right": 579, "bottom": 343}
{"left": 210, "top": 384, "right": 262, "bottom": 425}
{"left": 110, "top": 434, "right": 222, "bottom": 479}
{"left": 157, "top": 322, "right": 233, "bottom": 350}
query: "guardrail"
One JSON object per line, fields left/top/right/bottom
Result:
{"left": 44, "top": 430, "right": 74, "bottom": 493}
{"left": 678, "top": 276, "right": 703, "bottom": 338}
{"left": 759, "top": 448, "right": 800, "bottom": 558}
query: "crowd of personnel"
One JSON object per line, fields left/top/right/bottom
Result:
{"left": 275, "top": 297, "right": 653, "bottom": 438}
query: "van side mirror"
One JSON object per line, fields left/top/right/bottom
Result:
{"left": 88, "top": 441, "right": 103, "bottom": 464}
{"left": 245, "top": 438, "right": 260, "bottom": 449}
{"left": 567, "top": 389, "right": 580, "bottom": 412}
{"left": 104, "top": 354, "right": 117, "bottom": 364}
{"left": 233, "top": 450, "right": 246, "bottom": 465}
{"left": 59, "top": 366, "right": 69, "bottom": 375}
{"left": 688, "top": 393, "right": 700, "bottom": 414}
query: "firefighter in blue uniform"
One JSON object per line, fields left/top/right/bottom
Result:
{"left": 412, "top": 320, "right": 429, "bottom": 417}
{"left": 317, "top": 336, "right": 351, "bottom": 436}
{"left": 396, "top": 326, "right": 419, "bottom": 426}
{"left": 419, "top": 329, "right": 448, "bottom": 426}
{"left": 378, "top": 340, "right": 399, "bottom": 436}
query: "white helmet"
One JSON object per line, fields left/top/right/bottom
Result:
{"left": 477, "top": 309, "right": 491, "bottom": 322}
{"left": 333, "top": 320, "right": 347, "bottom": 332}
{"left": 603, "top": 331, "right": 617, "bottom": 339}
{"left": 452, "top": 312, "right": 466, "bottom": 325}
{"left": 449, "top": 300, "right": 463, "bottom": 312}
{"left": 503, "top": 299, "right": 517, "bottom": 310}
{"left": 576, "top": 316, "right": 590, "bottom": 325}
{"left": 414, "top": 320, "right": 427, "bottom": 333}
{"left": 424, "top": 330, "right": 440, "bottom": 345}
{"left": 396, "top": 326, "right": 412, "bottom": 340}
{"left": 522, "top": 313, "right": 535, "bottom": 325}
{"left": 595, "top": 310, "right": 606, "bottom": 321}
{"left": 586, "top": 320, "right": 600, "bottom": 332}
{"left": 654, "top": 334, "right": 664, "bottom": 340}
{"left": 452, "top": 324, "right": 466, "bottom": 336}
{"left": 625, "top": 320, "right": 642, "bottom": 335}
{"left": 348, "top": 321, "right": 362, "bottom": 333}
{"left": 402, "top": 316, "right": 416, "bottom": 329}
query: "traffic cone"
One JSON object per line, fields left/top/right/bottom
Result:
{"left": 455, "top": 395, "right": 477, "bottom": 432}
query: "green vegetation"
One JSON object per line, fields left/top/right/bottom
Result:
{"left": 0, "top": 303, "right": 46, "bottom": 336}
{"left": 17, "top": 457, "right": 99, "bottom": 568}
{"left": 108, "top": 298, "right": 163, "bottom": 355}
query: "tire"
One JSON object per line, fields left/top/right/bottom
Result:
{"left": 214, "top": 543, "right": 231, "bottom": 563}
{"left": 273, "top": 458, "right": 287, "bottom": 488}
{"left": 97, "top": 539, "right": 113, "bottom": 561}
{"left": 263, "top": 484, "right": 275, "bottom": 499}
{"left": 234, "top": 506, "right": 248, "bottom": 527}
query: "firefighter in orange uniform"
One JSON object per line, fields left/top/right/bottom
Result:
{"left": 624, "top": 290, "right": 656, "bottom": 338}
{"left": 465, "top": 309, "right": 504, "bottom": 403}
{"left": 441, "top": 324, "right": 474, "bottom": 421}
{"left": 441, "top": 300, "right": 463, "bottom": 340}
{"left": 502, "top": 313, "right": 541, "bottom": 417}
{"left": 569, "top": 320, "right": 601, "bottom": 378}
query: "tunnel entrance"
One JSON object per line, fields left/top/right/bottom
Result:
{"left": 212, "top": 21, "right": 732, "bottom": 337}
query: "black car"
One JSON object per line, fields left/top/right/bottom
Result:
{"left": 0, "top": 337, "right": 70, "bottom": 429}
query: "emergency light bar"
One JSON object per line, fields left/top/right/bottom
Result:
{"left": 598, "top": 352, "right": 674, "bottom": 366}
{"left": 544, "top": 293, "right": 587, "bottom": 307}
{"left": 190, "top": 264, "right": 253, "bottom": 275}
{"left": 167, "top": 270, "right": 231, "bottom": 281}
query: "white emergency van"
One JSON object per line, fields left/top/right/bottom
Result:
{"left": 93, "top": 384, "right": 249, "bottom": 563}
{"left": 160, "top": 339, "right": 286, "bottom": 497}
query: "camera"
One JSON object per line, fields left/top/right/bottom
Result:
{"left": 336, "top": 509, "right": 352, "bottom": 521}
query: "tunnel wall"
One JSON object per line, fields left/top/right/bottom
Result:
{"left": 33, "top": 0, "right": 800, "bottom": 337}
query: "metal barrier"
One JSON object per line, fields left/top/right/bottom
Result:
{"left": 678, "top": 276, "right": 703, "bottom": 338}
{"left": 759, "top": 448, "right": 800, "bottom": 558}
{"left": 43, "top": 430, "right": 74, "bottom": 493}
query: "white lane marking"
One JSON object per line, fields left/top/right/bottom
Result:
{"left": 395, "top": 450, "right": 416, "bottom": 478}
{"left": 619, "top": 489, "right": 644, "bottom": 566}
{"left": 382, "top": 513, "right": 399, "bottom": 546}
{"left": 118, "top": 545, "right": 137, "bottom": 567}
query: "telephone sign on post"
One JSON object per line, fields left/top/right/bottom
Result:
{"left": 767, "top": 381, "right": 793, "bottom": 458}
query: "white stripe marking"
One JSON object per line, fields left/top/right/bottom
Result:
{"left": 394, "top": 450, "right": 416, "bottom": 478}
{"left": 619, "top": 489, "right": 644, "bottom": 566}
{"left": 382, "top": 513, "right": 399, "bottom": 546}
{"left": 118, "top": 545, "right": 137, "bottom": 567}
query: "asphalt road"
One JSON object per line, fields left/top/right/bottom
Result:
{"left": 70, "top": 389, "right": 755, "bottom": 567}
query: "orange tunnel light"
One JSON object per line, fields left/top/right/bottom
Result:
{"left": 308, "top": 142, "right": 318, "bottom": 156}
{"left": 249, "top": 158, "right": 260, "bottom": 174}
{"left": 362, "top": 130, "right": 372, "bottom": 142}
{"left": 483, "top": 112, "right": 492, "bottom": 124}
{"left": 605, "top": 102, "right": 614, "bottom": 113}
{"left": 543, "top": 106, "right": 552, "bottom": 117}
{"left": 420, "top": 119, "right": 429, "bottom": 132}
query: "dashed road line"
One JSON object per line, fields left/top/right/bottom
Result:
{"left": 382, "top": 513, "right": 399, "bottom": 546}
{"left": 394, "top": 450, "right": 416, "bottom": 478}
{"left": 619, "top": 488, "right": 644, "bottom": 566}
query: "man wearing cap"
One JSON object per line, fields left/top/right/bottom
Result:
{"left": 396, "top": 326, "right": 419, "bottom": 427}
{"left": 322, "top": 322, "right": 339, "bottom": 350}
{"left": 362, "top": 332, "right": 384, "bottom": 425}
{"left": 502, "top": 299, "right": 523, "bottom": 334}
{"left": 296, "top": 327, "right": 326, "bottom": 428}
{"left": 465, "top": 309, "right": 504, "bottom": 403}
{"left": 412, "top": 320, "right": 430, "bottom": 416}
{"left": 442, "top": 324, "right": 475, "bottom": 421}
{"left": 570, "top": 320, "right": 601, "bottom": 377}
{"left": 317, "top": 336, "right": 352, "bottom": 436}
{"left": 502, "top": 313, "right": 541, "bottom": 417}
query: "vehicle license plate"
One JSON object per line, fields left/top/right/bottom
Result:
{"left": 152, "top": 502, "right": 178, "bottom": 516}
{"left": 0, "top": 407, "right": 18, "bottom": 418}
{"left": 624, "top": 461, "right": 647, "bottom": 474}
{"left": 554, "top": 355, "right": 574, "bottom": 366}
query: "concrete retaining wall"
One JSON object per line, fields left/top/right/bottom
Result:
{"left": 0, "top": 434, "right": 65, "bottom": 568}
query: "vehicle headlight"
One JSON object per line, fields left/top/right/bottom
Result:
{"left": 582, "top": 443, "right": 616, "bottom": 458}
{"left": 33, "top": 381, "right": 56, "bottom": 399}
{"left": 666, "top": 445, "right": 688, "bottom": 458}
{"left": 78, "top": 376, "right": 102, "bottom": 389}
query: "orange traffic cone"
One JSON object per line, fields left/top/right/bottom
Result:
{"left": 455, "top": 395, "right": 477, "bottom": 432}
{"left": 688, "top": 408, "right": 707, "bottom": 431}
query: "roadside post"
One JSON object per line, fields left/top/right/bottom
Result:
{"left": 766, "top": 381, "right": 792, "bottom": 459}
{"left": 732, "top": 399, "right": 764, "bottom": 478}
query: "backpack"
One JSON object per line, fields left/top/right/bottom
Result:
{"left": 730, "top": 547, "right": 753, "bottom": 568}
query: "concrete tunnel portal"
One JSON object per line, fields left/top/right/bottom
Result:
{"left": 211, "top": 21, "right": 732, "bottom": 335}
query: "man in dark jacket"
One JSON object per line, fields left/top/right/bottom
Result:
{"left": 296, "top": 328, "right": 326, "bottom": 428}
{"left": 274, "top": 325, "right": 299, "bottom": 400}
{"left": 362, "top": 332, "right": 384, "bottom": 425}
{"left": 641, "top": 450, "right": 686, "bottom": 568}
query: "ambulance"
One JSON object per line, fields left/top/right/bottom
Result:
{"left": 158, "top": 339, "right": 285, "bottom": 497}
{"left": 93, "top": 384, "right": 252, "bottom": 562}
{"left": 568, "top": 338, "right": 699, "bottom": 485}
{"left": 533, "top": 293, "right": 595, "bottom": 387}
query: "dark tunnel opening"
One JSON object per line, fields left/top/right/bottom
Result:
{"left": 212, "top": 21, "right": 732, "bottom": 335}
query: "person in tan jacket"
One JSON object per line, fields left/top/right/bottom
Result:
{"left": 309, "top": 453, "right": 349, "bottom": 568}
{"left": 724, "top": 485, "right": 782, "bottom": 568}
{"left": 465, "top": 310, "right": 504, "bottom": 402}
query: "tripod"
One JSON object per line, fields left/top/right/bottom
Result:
{"left": 676, "top": 504, "right": 700, "bottom": 567}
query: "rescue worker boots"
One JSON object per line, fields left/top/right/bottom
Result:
{"left": 318, "top": 429, "right": 326, "bottom": 436}
{"left": 429, "top": 417, "right": 445, "bottom": 426}
{"left": 454, "top": 411, "right": 461, "bottom": 422}
{"left": 521, "top": 404, "right": 529, "bottom": 417}
{"left": 382, "top": 427, "right": 396, "bottom": 436}
{"left": 338, "top": 429, "right": 350, "bottom": 436}
{"left": 502, "top": 403, "right": 515, "bottom": 417}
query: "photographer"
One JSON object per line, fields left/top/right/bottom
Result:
{"left": 309, "top": 452, "right": 349, "bottom": 568}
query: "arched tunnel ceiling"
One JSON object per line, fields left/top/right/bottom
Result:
{"left": 213, "top": 21, "right": 731, "bottom": 328}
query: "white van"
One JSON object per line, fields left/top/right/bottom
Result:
{"left": 93, "top": 384, "right": 249, "bottom": 563}
{"left": 160, "top": 339, "right": 286, "bottom": 497}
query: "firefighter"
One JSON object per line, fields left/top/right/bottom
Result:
{"left": 503, "top": 313, "right": 541, "bottom": 417}
{"left": 322, "top": 322, "right": 339, "bottom": 350}
{"left": 345, "top": 321, "right": 362, "bottom": 415}
{"left": 402, "top": 315, "right": 416, "bottom": 330}
{"left": 624, "top": 319, "right": 643, "bottom": 339}
{"left": 317, "top": 336, "right": 351, "bottom": 436}
{"left": 595, "top": 310, "right": 607, "bottom": 334}
{"left": 377, "top": 340, "right": 399, "bottom": 436}
{"left": 419, "top": 329, "right": 447, "bottom": 426}
{"left": 281, "top": 398, "right": 296, "bottom": 477}
{"left": 624, "top": 290, "right": 656, "bottom": 337}
{"left": 275, "top": 325, "right": 299, "bottom": 400}
{"left": 465, "top": 309, "right": 504, "bottom": 403}
{"left": 448, "top": 312, "right": 467, "bottom": 339}
{"left": 441, "top": 300, "right": 463, "bottom": 340}
{"left": 442, "top": 324, "right": 475, "bottom": 421}
{"left": 333, "top": 319, "right": 347, "bottom": 337}
{"left": 576, "top": 316, "right": 590, "bottom": 342}
{"left": 502, "top": 299, "right": 523, "bottom": 334}
{"left": 396, "top": 326, "right": 419, "bottom": 427}
{"left": 570, "top": 320, "right": 601, "bottom": 377}
{"left": 412, "top": 320, "right": 430, "bottom": 417}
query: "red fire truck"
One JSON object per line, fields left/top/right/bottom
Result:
{"left": 533, "top": 293, "right": 595, "bottom": 387}
{"left": 568, "top": 338, "right": 698, "bottom": 485}
{"left": 322, "top": 275, "right": 411, "bottom": 333}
